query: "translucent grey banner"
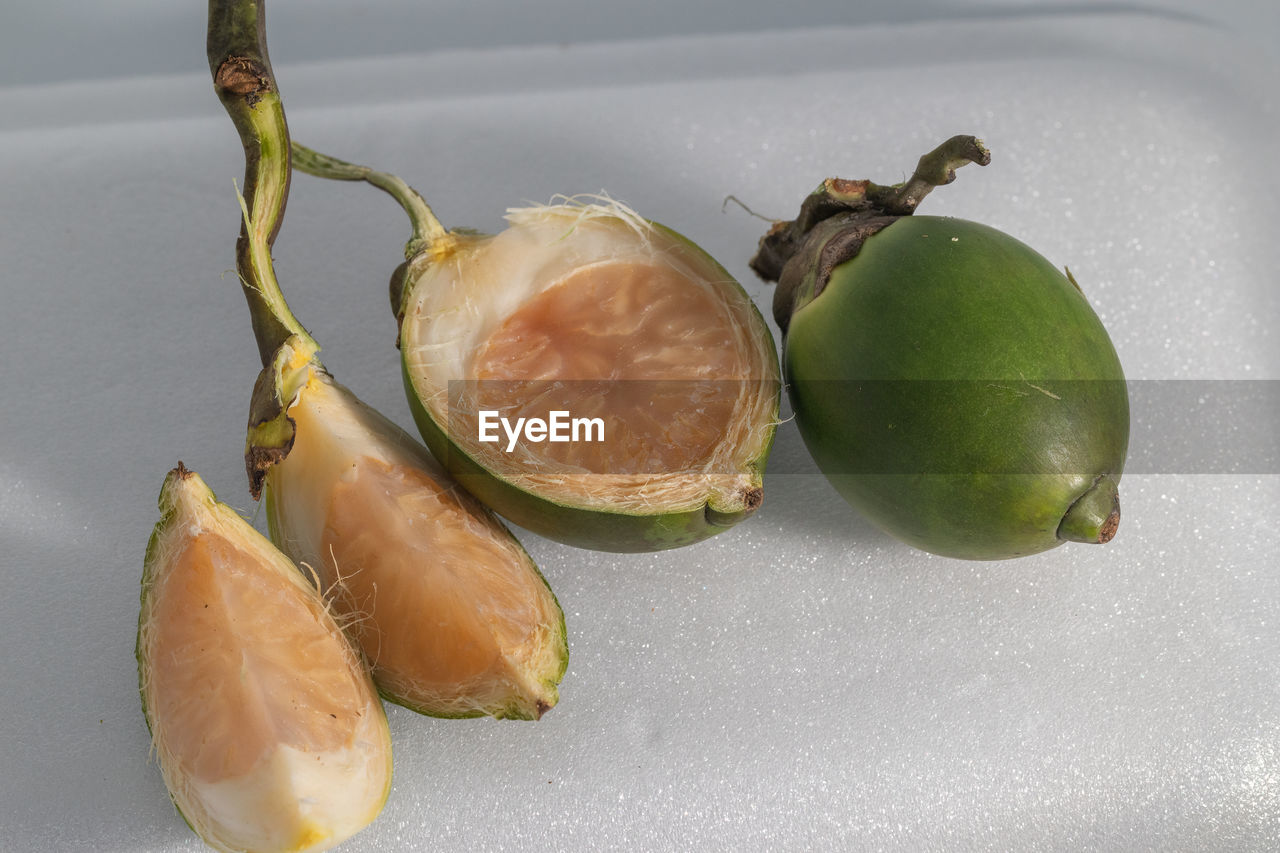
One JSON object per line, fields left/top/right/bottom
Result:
{"left": 442, "top": 380, "right": 1279, "bottom": 475}
{"left": 1125, "top": 380, "right": 1278, "bottom": 474}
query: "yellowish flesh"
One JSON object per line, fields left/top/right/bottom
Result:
{"left": 321, "top": 456, "right": 563, "bottom": 716}
{"left": 141, "top": 473, "right": 391, "bottom": 853}
{"left": 469, "top": 260, "right": 745, "bottom": 473}
{"left": 267, "top": 371, "right": 565, "bottom": 718}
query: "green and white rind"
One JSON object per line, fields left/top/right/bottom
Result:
{"left": 785, "top": 216, "right": 1129, "bottom": 560}
{"left": 400, "top": 220, "right": 780, "bottom": 554}
{"left": 137, "top": 472, "right": 201, "bottom": 838}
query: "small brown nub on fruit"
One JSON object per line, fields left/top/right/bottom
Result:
{"left": 704, "top": 486, "right": 764, "bottom": 528}
{"left": 1057, "top": 476, "right": 1121, "bottom": 545}
{"left": 1097, "top": 508, "right": 1120, "bottom": 544}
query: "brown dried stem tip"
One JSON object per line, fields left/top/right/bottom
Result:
{"left": 749, "top": 135, "right": 991, "bottom": 331}
{"left": 750, "top": 135, "right": 990, "bottom": 284}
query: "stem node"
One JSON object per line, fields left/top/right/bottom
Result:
{"left": 215, "top": 56, "right": 271, "bottom": 97}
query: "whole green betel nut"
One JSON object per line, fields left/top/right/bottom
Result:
{"left": 751, "top": 136, "right": 1129, "bottom": 560}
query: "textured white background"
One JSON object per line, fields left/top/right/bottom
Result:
{"left": 1, "top": 2, "right": 1277, "bottom": 851}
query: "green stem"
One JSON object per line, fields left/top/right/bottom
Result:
{"left": 291, "top": 141, "right": 449, "bottom": 260}
{"left": 208, "top": 0, "right": 315, "bottom": 367}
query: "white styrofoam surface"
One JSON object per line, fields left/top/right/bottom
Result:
{"left": 1, "top": 5, "right": 1277, "bottom": 851}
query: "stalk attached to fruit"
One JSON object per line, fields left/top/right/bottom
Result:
{"left": 208, "top": 0, "right": 567, "bottom": 719}
{"left": 288, "top": 143, "right": 782, "bottom": 552}
{"left": 751, "top": 136, "right": 1130, "bottom": 560}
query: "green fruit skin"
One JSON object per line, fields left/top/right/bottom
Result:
{"left": 785, "top": 215, "right": 1129, "bottom": 560}
{"left": 401, "top": 359, "right": 773, "bottom": 553}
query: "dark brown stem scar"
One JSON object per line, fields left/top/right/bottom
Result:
{"left": 215, "top": 55, "right": 272, "bottom": 96}
{"left": 246, "top": 433, "right": 292, "bottom": 500}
